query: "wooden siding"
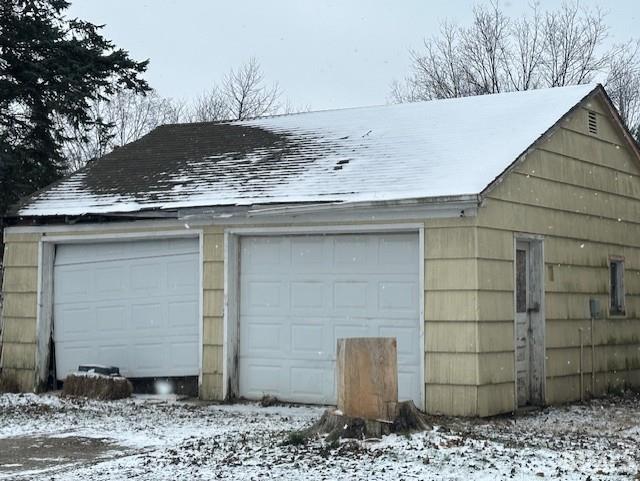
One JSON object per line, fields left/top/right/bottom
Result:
{"left": 476, "top": 94, "right": 640, "bottom": 415}
{"left": 201, "top": 227, "right": 224, "bottom": 400}
{"left": 1, "top": 232, "right": 40, "bottom": 391}
{"left": 423, "top": 220, "right": 480, "bottom": 415}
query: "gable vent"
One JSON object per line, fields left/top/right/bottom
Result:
{"left": 587, "top": 110, "right": 598, "bottom": 135}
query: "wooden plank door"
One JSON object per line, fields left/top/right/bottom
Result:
{"left": 515, "top": 241, "right": 531, "bottom": 407}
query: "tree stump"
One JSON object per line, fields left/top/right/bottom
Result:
{"left": 301, "top": 400, "right": 430, "bottom": 442}
{"left": 337, "top": 337, "right": 398, "bottom": 421}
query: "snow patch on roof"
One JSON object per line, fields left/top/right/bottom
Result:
{"left": 18, "top": 84, "right": 597, "bottom": 216}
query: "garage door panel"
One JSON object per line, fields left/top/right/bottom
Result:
{"left": 241, "top": 362, "right": 282, "bottom": 395}
{"left": 56, "top": 307, "right": 93, "bottom": 337}
{"left": 165, "top": 237, "right": 199, "bottom": 255}
{"left": 170, "top": 342, "right": 200, "bottom": 369}
{"left": 239, "top": 233, "right": 421, "bottom": 405}
{"left": 130, "top": 263, "right": 163, "bottom": 291}
{"left": 332, "top": 237, "right": 370, "bottom": 267}
{"left": 95, "top": 306, "right": 126, "bottom": 332}
{"left": 290, "top": 281, "right": 325, "bottom": 308}
{"left": 291, "top": 323, "right": 324, "bottom": 355}
{"left": 95, "top": 266, "right": 123, "bottom": 293}
{"left": 290, "top": 237, "right": 327, "bottom": 268}
{"left": 131, "top": 303, "right": 166, "bottom": 330}
{"left": 55, "top": 268, "right": 91, "bottom": 297}
{"left": 243, "top": 321, "right": 283, "bottom": 352}
{"left": 333, "top": 281, "right": 368, "bottom": 309}
{"left": 168, "top": 301, "right": 198, "bottom": 328}
{"left": 377, "top": 236, "right": 419, "bottom": 267}
{"left": 290, "top": 366, "right": 326, "bottom": 398}
{"left": 134, "top": 342, "right": 165, "bottom": 364}
{"left": 55, "top": 344, "right": 93, "bottom": 376}
{"left": 55, "top": 238, "right": 198, "bottom": 266}
{"left": 167, "top": 257, "right": 199, "bottom": 290}
{"left": 53, "top": 238, "right": 199, "bottom": 380}
{"left": 242, "top": 280, "right": 284, "bottom": 312}
{"left": 241, "top": 237, "right": 283, "bottom": 268}
{"left": 378, "top": 281, "right": 416, "bottom": 309}
{"left": 97, "top": 345, "right": 128, "bottom": 367}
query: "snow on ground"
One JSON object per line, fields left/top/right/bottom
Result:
{"left": 0, "top": 392, "right": 638, "bottom": 480}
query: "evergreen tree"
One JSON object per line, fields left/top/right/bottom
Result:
{"left": 0, "top": 0, "right": 150, "bottom": 218}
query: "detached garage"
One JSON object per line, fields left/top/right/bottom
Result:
{"left": 3, "top": 84, "right": 640, "bottom": 416}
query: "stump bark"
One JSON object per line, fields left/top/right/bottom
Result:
{"left": 302, "top": 400, "right": 430, "bottom": 442}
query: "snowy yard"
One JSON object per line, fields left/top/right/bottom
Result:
{"left": 0, "top": 392, "right": 639, "bottom": 480}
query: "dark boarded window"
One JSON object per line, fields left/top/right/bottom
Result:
{"left": 610, "top": 258, "right": 625, "bottom": 315}
{"left": 516, "top": 249, "right": 527, "bottom": 313}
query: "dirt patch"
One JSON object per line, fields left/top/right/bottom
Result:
{"left": 0, "top": 435, "right": 124, "bottom": 477}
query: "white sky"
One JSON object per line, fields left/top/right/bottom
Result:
{"left": 68, "top": 0, "right": 639, "bottom": 111}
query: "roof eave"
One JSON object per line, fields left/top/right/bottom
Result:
{"left": 178, "top": 194, "right": 481, "bottom": 224}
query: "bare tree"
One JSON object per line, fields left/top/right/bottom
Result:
{"left": 189, "top": 58, "right": 282, "bottom": 122}
{"left": 541, "top": 3, "right": 611, "bottom": 87}
{"left": 281, "top": 99, "right": 312, "bottom": 115}
{"left": 391, "top": 1, "right": 640, "bottom": 139}
{"left": 190, "top": 86, "right": 228, "bottom": 122}
{"left": 506, "top": 6, "right": 545, "bottom": 91}
{"left": 60, "top": 59, "right": 304, "bottom": 168}
{"left": 460, "top": 3, "right": 510, "bottom": 94}
{"left": 223, "top": 57, "right": 281, "bottom": 120}
{"left": 61, "top": 90, "right": 186, "bottom": 171}
{"left": 606, "top": 41, "right": 640, "bottom": 138}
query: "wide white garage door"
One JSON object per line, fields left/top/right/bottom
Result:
{"left": 239, "top": 232, "right": 421, "bottom": 405}
{"left": 53, "top": 237, "right": 200, "bottom": 380}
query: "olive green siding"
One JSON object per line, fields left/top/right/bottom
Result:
{"left": 201, "top": 227, "right": 224, "bottom": 400}
{"left": 1, "top": 233, "right": 40, "bottom": 391}
{"left": 475, "top": 95, "right": 640, "bottom": 415}
{"left": 423, "top": 218, "right": 481, "bottom": 416}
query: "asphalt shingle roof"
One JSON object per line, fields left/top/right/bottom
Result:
{"left": 17, "top": 84, "right": 598, "bottom": 216}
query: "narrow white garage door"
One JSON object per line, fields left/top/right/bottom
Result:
{"left": 239, "top": 233, "right": 421, "bottom": 405}
{"left": 53, "top": 237, "right": 200, "bottom": 380}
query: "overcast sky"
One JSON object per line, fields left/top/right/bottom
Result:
{"left": 68, "top": 0, "right": 639, "bottom": 111}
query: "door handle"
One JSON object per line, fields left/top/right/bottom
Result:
{"left": 527, "top": 302, "right": 540, "bottom": 313}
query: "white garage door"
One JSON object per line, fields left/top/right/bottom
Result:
{"left": 53, "top": 237, "right": 200, "bottom": 380}
{"left": 239, "top": 232, "right": 421, "bottom": 405}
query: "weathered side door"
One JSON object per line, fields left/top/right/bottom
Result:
{"left": 515, "top": 238, "right": 545, "bottom": 408}
{"left": 515, "top": 241, "right": 531, "bottom": 406}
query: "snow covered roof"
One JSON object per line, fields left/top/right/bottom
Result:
{"left": 16, "top": 84, "right": 599, "bottom": 217}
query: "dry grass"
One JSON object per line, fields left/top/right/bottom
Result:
{"left": 62, "top": 373, "right": 132, "bottom": 400}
